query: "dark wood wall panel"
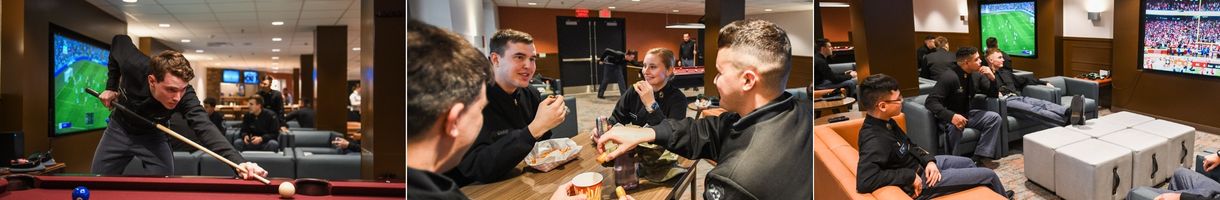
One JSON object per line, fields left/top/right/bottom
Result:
{"left": 789, "top": 56, "right": 813, "bottom": 88}
{"left": 1061, "top": 37, "right": 1113, "bottom": 77}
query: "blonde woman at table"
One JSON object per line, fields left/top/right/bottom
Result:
{"left": 595, "top": 19, "right": 813, "bottom": 200}
{"left": 601, "top": 48, "right": 688, "bottom": 182}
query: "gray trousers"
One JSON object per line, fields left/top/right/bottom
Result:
{"left": 232, "top": 138, "right": 281, "bottom": 152}
{"left": 681, "top": 58, "right": 694, "bottom": 67}
{"left": 1005, "top": 96, "right": 1068, "bottom": 127}
{"left": 816, "top": 79, "right": 857, "bottom": 97}
{"left": 1143, "top": 168, "right": 1220, "bottom": 198}
{"left": 918, "top": 155, "right": 1007, "bottom": 198}
{"left": 91, "top": 119, "right": 174, "bottom": 175}
{"left": 945, "top": 110, "right": 1004, "bottom": 159}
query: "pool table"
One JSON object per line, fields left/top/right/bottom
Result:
{"left": 0, "top": 174, "right": 404, "bottom": 199}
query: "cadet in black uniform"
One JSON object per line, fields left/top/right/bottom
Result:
{"left": 611, "top": 48, "right": 687, "bottom": 126}
{"left": 596, "top": 19, "right": 812, "bottom": 200}
{"left": 443, "top": 29, "right": 569, "bottom": 186}
{"left": 91, "top": 35, "right": 266, "bottom": 179}
{"left": 855, "top": 74, "right": 1011, "bottom": 199}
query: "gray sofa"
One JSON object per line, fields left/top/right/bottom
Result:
{"left": 828, "top": 62, "right": 854, "bottom": 75}
{"left": 1023, "top": 76, "right": 1100, "bottom": 119}
{"left": 123, "top": 151, "right": 203, "bottom": 176}
{"left": 902, "top": 95, "right": 995, "bottom": 156}
{"left": 905, "top": 70, "right": 1099, "bottom": 157}
{"left": 176, "top": 129, "right": 362, "bottom": 179}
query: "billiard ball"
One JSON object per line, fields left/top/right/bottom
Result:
{"left": 72, "top": 186, "right": 89, "bottom": 200}
{"left": 279, "top": 182, "right": 295, "bottom": 198}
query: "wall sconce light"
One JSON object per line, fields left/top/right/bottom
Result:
{"left": 960, "top": 15, "right": 966, "bottom": 21}
{"left": 1088, "top": 12, "right": 1101, "bottom": 21}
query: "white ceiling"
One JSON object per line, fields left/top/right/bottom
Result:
{"left": 85, "top": 0, "right": 363, "bottom": 79}
{"left": 492, "top": 0, "right": 814, "bottom": 15}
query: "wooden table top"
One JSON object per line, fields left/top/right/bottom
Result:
{"left": 459, "top": 132, "right": 683, "bottom": 200}
{"left": 815, "top": 111, "right": 864, "bottom": 125}
{"left": 814, "top": 97, "right": 856, "bottom": 110}
{"left": 2, "top": 163, "right": 66, "bottom": 176}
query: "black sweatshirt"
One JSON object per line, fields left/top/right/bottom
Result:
{"left": 611, "top": 83, "right": 687, "bottom": 126}
{"left": 925, "top": 64, "right": 998, "bottom": 123}
{"left": 444, "top": 82, "right": 552, "bottom": 186}
{"left": 105, "top": 35, "right": 245, "bottom": 163}
{"left": 993, "top": 67, "right": 1048, "bottom": 96}
{"left": 815, "top": 54, "right": 852, "bottom": 84}
{"left": 856, "top": 115, "right": 936, "bottom": 195}
{"left": 240, "top": 109, "right": 281, "bottom": 141}
{"left": 408, "top": 168, "right": 469, "bottom": 200}
{"left": 649, "top": 92, "right": 812, "bottom": 199}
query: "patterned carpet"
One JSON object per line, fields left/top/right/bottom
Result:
{"left": 978, "top": 109, "right": 1220, "bottom": 199}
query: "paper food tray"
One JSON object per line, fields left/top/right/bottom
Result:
{"left": 525, "top": 138, "right": 582, "bottom": 172}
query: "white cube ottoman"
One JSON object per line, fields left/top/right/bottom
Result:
{"left": 1023, "top": 127, "right": 1092, "bottom": 192}
{"left": 1098, "top": 129, "right": 1172, "bottom": 188}
{"left": 1067, "top": 119, "right": 1127, "bottom": 138}
{"left": 1096, "top": 111, "right": 1155, "bottom": 128}
{"left": 1056, "top": 139, "right": 1134, "bottom": 200}
{"left": 1133, "top": 119, "right": 1197, "bottom": 170}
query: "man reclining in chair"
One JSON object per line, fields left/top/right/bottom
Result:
{"left": 856, "top": 74, "right": 1012, "bottom": 199}
{"left": 979, "top": 48, "right": 1076, "bottom": 127}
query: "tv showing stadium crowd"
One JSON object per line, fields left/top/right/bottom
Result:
{"left": 1142, "top": 0, "right": 1220, "bottom": 77}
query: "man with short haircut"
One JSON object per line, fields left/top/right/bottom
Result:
{"left": 917, "top": 35, "right": 939, "bottom": 77}
{"left": 596, "top": 19, "right": 812, "bottom": 199}
{"left": 444, "top": 29, "right": 569, "bottom": 186}
{"left": 92, "top": 35, "right": 265, "bottom": 179}
{"left": 855, "top": 74, "right": 1011, "bottom": 198}
{"left": 925, "top": 47, "right": 1004, "bottom": 159}
{"left": 815, "top": 38, "right": 857, "bottom": 97}
{"left": 407, "top": 19, "right": 584, "bottom": 200}
{"left": 924, "top": 36, "right": 956, "bottom": 79}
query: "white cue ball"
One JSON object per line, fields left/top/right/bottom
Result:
{"left": 279, "top": 182, "right": 296, "bottom": 198}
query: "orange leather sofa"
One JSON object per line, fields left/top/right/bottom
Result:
{"left": 815, "top": 114, "right": 1006, "bottom": 199}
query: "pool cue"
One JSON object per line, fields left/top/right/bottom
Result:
{"left": 85, "top": 88, "right": 271, "bottom": 185}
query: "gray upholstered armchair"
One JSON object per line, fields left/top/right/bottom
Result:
{"left": 902, "top": 94, "right": 1008, "bottom": 156}
{"left": 1021, "top": 76, "right": 1099, "bottom": 119}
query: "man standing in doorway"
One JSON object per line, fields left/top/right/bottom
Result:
{"left": 679, "top": 33, "right": 697, "bottom": 67}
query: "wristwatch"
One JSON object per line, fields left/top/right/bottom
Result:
{"left": 648, "top": 102, "right": 660, "bottom": 113}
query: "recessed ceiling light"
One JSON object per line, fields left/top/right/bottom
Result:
{"left": 271, "top": 21, "right": 284, "bottom": 26}
{"left": 632, "top": 0, "right": 639, "bottom": 2}
{"left": 352, "top": 47, "right": 361, "bottom": 51}
{"left": 195, "top": 49, "right": 204, "bottom": 53}
{"left": 180, "top": 39, "right": 191, "bottom": 43}
{"left": 272, "top": 37, "right": 282, "bottom": 41}
{"left": 271, "top": 56, "right": 280, "bottom": 60}
{"left": 272, "top": 49, "right": 281, "bottom": 52}
{"left": 672, "top": 10, "right": 679, "bottom": 13}
{"left": 123, "top": 0, "right": 137, "bottom": 3}
{"left": 158, "top": 24, "right": 171, "bottom": 28}
{"left": 609, "top": 6, "right": 616, "bottom": 9}
{"left": 764, "top": 9, "right": 773, "bottom": 12}
{"left": 527, "top": 2, "right": 536, "bottom": 5}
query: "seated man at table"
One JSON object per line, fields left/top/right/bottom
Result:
{"left": 595, "top": 19, "right": 812, "bottom": 199}
{"left": 204, "top": 97, "right": 225, "bottom": 134}
{"left": 925, "top": 46, "right": 1004, "bottom": 159}
{"left": 815, "top": 38, "right": 856, "bottom": 97}
{"left": 233, "top": 96, "right": 282, "bottom": 152}
{"left": 407, "top": 18, "right": 585, "bottom": 200}
{"left": 443, "top": 29, "right": 569, "bottom": 186}
{"left": 855, "top": 74, "right": 1012, "bottom": 198}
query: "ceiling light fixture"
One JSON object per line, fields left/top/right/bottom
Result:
{"left": 271, "top": 21, "right": 284, "bottom": 26}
